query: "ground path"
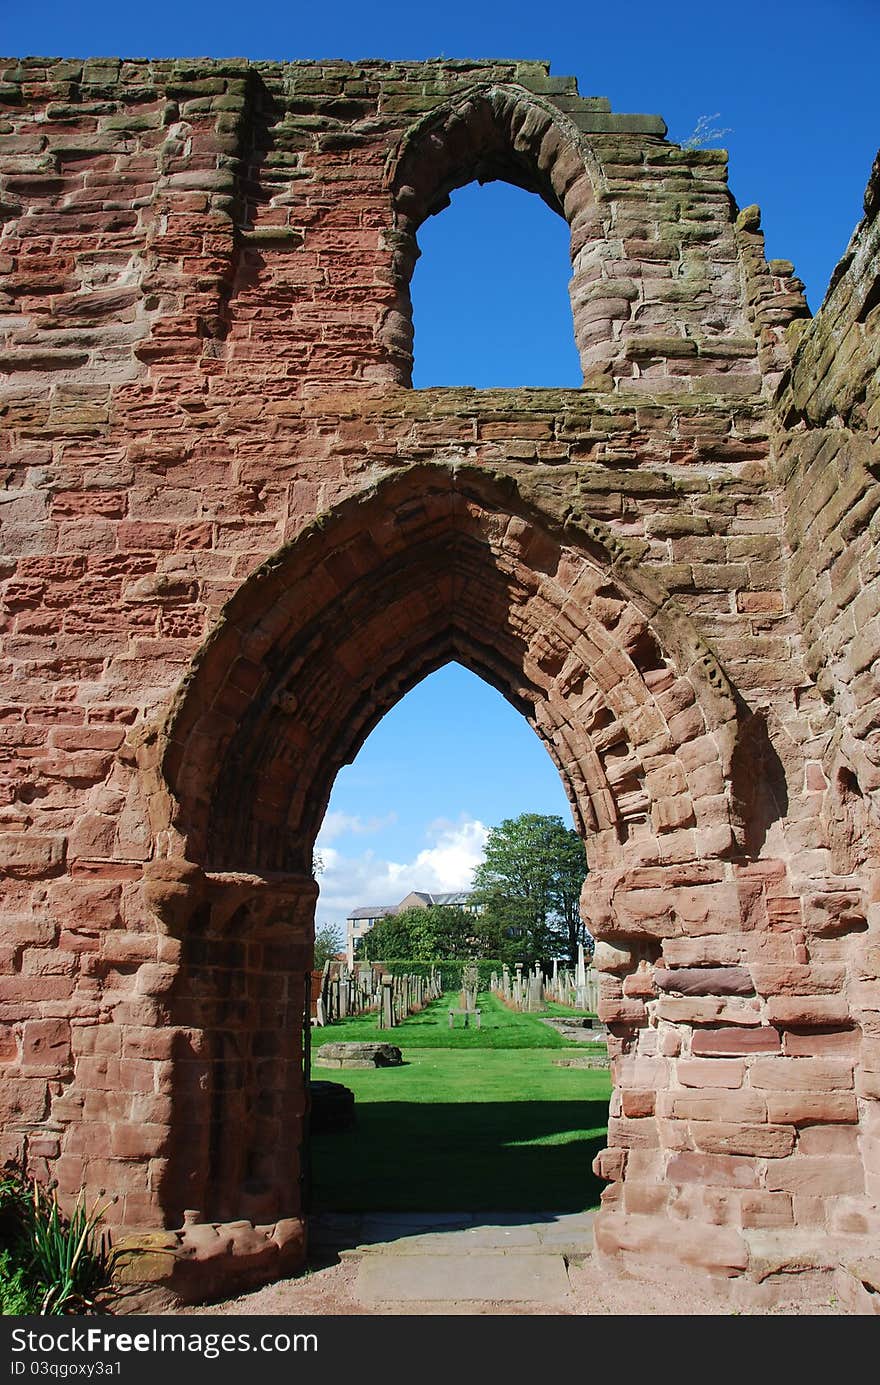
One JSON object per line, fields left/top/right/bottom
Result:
{"left": 181, "top": 1210, "right": 841, "bottom": 1316}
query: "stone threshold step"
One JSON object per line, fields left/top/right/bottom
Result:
{"left": 356, "top": 1251, "right": 573, "bottom": 1303}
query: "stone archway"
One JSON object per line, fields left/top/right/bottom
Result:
{"left": 128, "top": 461, "right": 766, "bottom": 1296}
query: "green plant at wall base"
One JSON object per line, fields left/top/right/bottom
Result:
{"left": 0, "top": 1250, "right": 41, "bottom": 1315}
{"left": 29, "top": 1184, "right": 119, "bottom": 1315}
{"left": 0, "top": 1163, "right": 118, "bottom": 1316}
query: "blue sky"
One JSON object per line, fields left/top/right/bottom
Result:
{"left": 5, "top": 0, "right": 877, "bottom": 923}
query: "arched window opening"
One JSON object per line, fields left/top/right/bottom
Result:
{"left": 410, "top": 181, "right": 581, "bottom": 389}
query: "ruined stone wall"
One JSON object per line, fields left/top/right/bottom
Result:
{"left": 0, "top": 56, "right": 876, "bottom": 1306}
{"left": 772, "top": 155, "right": 880, "bottom": 1272}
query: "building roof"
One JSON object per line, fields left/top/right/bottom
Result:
{"left": 346, "top": 890, "right": 476, "bottom": 922}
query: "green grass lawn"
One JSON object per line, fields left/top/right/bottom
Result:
{"left": 308, "top": 992, "right": 610, "bottom": 1212}
{"left": 311, "top": 989, "right": 586, "bottom": 1049}
{"left": 538, "top": 999, "right": 597, "bottom": 1018}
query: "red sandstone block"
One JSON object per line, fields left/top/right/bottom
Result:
{"left": 653, "top": 1120, "right": 687, "bottom": 1157}
{"left": 21, "top": 1018, "right": 71, "bottom": 1069}
{"left": 860, "top": 1134, "right": 880, "bottom": 1176}
{"left": 666, "top": 1151, "right": 760, "bottom": 1189}
{"left": 0, "top": 917, "right": 54, "bottom": 950}
{"left": 99, "top": 933, "right": 159, "bottom": 964}
{"left": 28, "top": 1134, "right": 60, "bottom": 1159}
{"left": 49, "top": 725, "right": 125, "bottom": 751}
{"left": 765, "top": 1156, "right": 865, "bottom": 1197}
{"left": 18, "top": 556, "right": 85, "bottom": 580}
{"left": 597, "top": 1210, "right": 749, "bottom": 1275}
{"left": 116, "top": 521, "right": 178, "bottom": 550}
{"left": 657, "top": 1089, "right": 767, "bottom": 1122}
{"left": 21, "top": 947, "right": 77, "bottom": 978}
{"left": 622, "top": 1090, "right": 656, "bottom": 1118}
{"left": 71, "top": 861, "right": 139, "bottom": 881}
{"left": 614, "top": 1055, "right": 670, "bottom": 1088}
{"left": 739, "top": 1191, "right": 794, "bottom": 1228}
{"left": 64, "top": 1123, "right": 112, "bottom": 1157}
{"left": 59, "top": 929, "right": 100, "bottom": 953}
{"left": 72, "top": 1024, "right": 121, "bottom": 1058}
{"left": 657, "top": 997, "right": 762, "bottom": 1025}
{"left": 690, "top": 1122, "right": 795, "bottom": 1158}
{"left": 765, "top": 1092, "right": 858, "bottom": 1125}
{"left": 73, "top": 1056, "right": 120, "bottom": 1090}
{"left": 766, "top": 996, "right": 852, "bottom": 1028}
{"left": 676, "top": 1058, "right": 744, "bottom": 1089}
{"left": 790, "top": 1194, "right": 830, "bottom": 1229}
{"left": 597, "top": 998, "right": 647, "bottom": 1026}
{"left": 783, "top": 1028, "right": 860, "bottom": 1057}
{"left": 51, "top": 491, "right": 127, "bottom": 518}
{"left": 623, "top": 971, "right": 656, "bottom": 998}
{"left": 737, "top": 591, "right": 784, "bottom": 613}
{"left": 0, "top": 833, "right": 66, "bottom": 879}
{"left": 607, "top": 1116, "right": 659, "bottom": 1149}
{"left": 134, "top": 963, "right": 177, "bottom": 996}
{"left": 0, "top": 976, "right": 74, "bottom": 1002}
{"left": 623, "top": 1180, "right": 669, "bottom": 1215}
{"left": 856, "top": 1071, "right": 880, "bottom": 1100}
{"left": 691, "top": 1026, "right": 780, "bottom": 1056}
{"left": 749, "top": 1057, "right": 854, "bottom": 1091}
{"left": 735, "top": 859, "right": 786, "bottom": 884}
{"left": 855, "top": 943, "right": 880, "bottom": 982}
{"left": 44, "top": 886, "right": 119, "bottom": 939}
{"left": 178, "top": 522, "right": 213, "bottom": 549}
{"left": 592, "top": 1147, "right": 627, "bottom": 1182}
{"left": 52, "top": 1157, "right": 86, "bottom": 1197}
{"left": 129, "top": 1093, "right": 173, "bottom": 1127}
{"left": 0, "top": 1026, "right": 18, "bottom": 1063}
{"left": 751, "top": 963, "right": 846, "bottom": 994}
{"left": 653, "top": 965, "right": 752, "bottom": 996}
{"left": 667, "top": 1185, "right": 742, "bottom": 1226}
{"left": 767, "top": 896, "right": 803, "bottom": 928}
{"left": 0, "top": 1078, "right": 48, "bottom": 1123}
{"left": 78, "top": 1158, "right": 151, "bottom": 1196}
{"left": 117, "top": 1192, "right": 163, "bottom": 1229}
{"left": 804, "top": 763, "right": 828, "bottom": 792}
{"left": 121, "top": 1027, "right": 180, "bottom": 1061}
{"left": 658, "top": 1029, "right": 682, "bottom": 1057}
{"left": 798, "top": 1125, "right": 861, "bottom": 1156}
{"left": 110, "top": 1122, "right": 170, "bottom": 1158}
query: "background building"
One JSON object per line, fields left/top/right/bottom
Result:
{"left": 346, "top": 890, "right": 480, "bottom": 963}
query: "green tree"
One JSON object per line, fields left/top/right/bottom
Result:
{"left": 354, "top": 911, "right": 415, "bottom": 961}
{"left": 400, "top": 904, "right": 495, "bottom": 961}
{"left": 354, "top": 904, "right": 497, "bottom": 961}
{"left": 314, "top": 923, "right": 344, "bottom": 969}
{"left": 471, "top": 813, "right": 587, "bottom": 965}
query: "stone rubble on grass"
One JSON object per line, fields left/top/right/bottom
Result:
{"left": 314, "top": 1042, "right": 404, "bottom": 1069}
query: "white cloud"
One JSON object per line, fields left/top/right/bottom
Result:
{"left": 317, "top": 811, "right": 398, "bottom": 844}
{"left": 315, "top": 817, "right": 489, "bottom": 923}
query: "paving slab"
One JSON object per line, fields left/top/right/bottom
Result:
{"left": 312, "top": 1210, "right": 596, "bottom": 1258}
{"left": 354, "top": 1224, "right": 544, "bottom": 1255}
{"left": 537, "top": 1211, "right": 595, "bottom": 1248}
{"left": 356, "top": 1251, "right": 572, "bottom": 1302}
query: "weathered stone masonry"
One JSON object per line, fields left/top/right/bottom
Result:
{"left": 0, "top": 56, "right": 878, "bottom": 1308}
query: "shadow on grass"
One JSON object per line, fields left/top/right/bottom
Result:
{"left": 309, "top": 1098, "right": 608, "bottom": 1216}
